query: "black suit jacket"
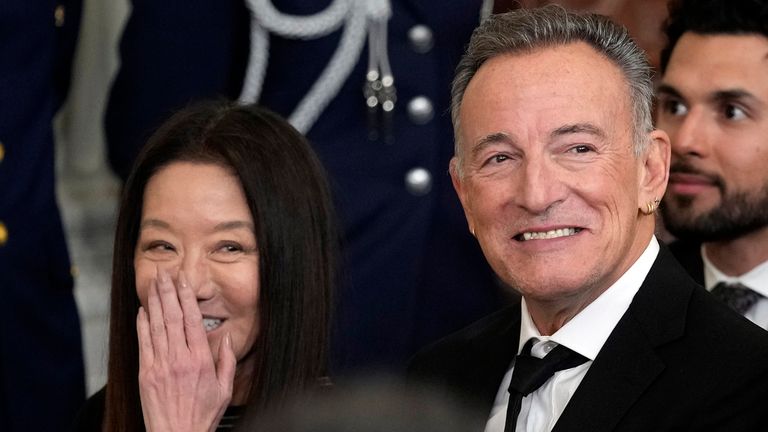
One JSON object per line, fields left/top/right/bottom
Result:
{"left": 409, "top": 246, "right": 768, "bottom": 431}
{"left": 668, "top": 240, "right": 705, "bottom": 286}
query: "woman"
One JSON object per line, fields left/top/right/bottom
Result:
{"left": 74, "top": 101, "right": 337, "bottom": 431}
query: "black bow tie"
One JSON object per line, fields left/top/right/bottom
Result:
{"left": 504, "top": 339, "right": 589, "bottom": 432}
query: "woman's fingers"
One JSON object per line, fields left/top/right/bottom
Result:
{"left": 156, "top": 266, "right": 189, "bottom": 359}
{"left": 138, "top": 270, "right": 234, "bottom": 432}
{"left": 216, "top": 333, "right": 236, "bottom": 398}
{"left": 137, "top": 306, "right": 154, "bottom": 367}
{"left": 147, "top": 277, "right": 169, "bottom": 359}
{"left": 177, "top": 270, "right": 209, "bottom": 357}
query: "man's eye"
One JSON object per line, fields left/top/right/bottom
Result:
{"left": 663, "top": 99, "right": 688, "bottom": 116}
{"left": 570, "top": 145, "right": 592, "bottom": 154}
{"left": 488, "top": 154, "right": 509, "bottom": 164}
{"left": 723, "top": 104, "right": 747, "bottom": 121}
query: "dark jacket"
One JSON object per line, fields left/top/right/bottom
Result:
{"left": 668, "top": 240, "right": 705, "bottom": 286}
{"left": 409, "top": 245, "right": 768, "bottom": 431}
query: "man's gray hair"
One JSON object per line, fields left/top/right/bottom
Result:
{"left": 451, "top": 6, "right": 654, "bottom": 174}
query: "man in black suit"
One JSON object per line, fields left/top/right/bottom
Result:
{"left": 657, "top": 0, "right": 768, "bottom": 330}
{"left": 409, "top": 6, "right": 768, "bottom": 431}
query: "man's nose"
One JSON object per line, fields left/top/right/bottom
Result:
{"left": 670, "top": 108, "right": 710, "bottom": 159}
{"left": 517, "top": 155, "right": 566, "bottom": 214}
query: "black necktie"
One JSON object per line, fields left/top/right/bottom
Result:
{"left": 711, "top": 282, "right": 763, "bottom": 315}
{"left": 504, "top": 339, "right": 589, "bottom": 432}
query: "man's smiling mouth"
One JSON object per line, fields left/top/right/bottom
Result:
{"left": 515, "top": 227, "right": 582, "bottom": 241}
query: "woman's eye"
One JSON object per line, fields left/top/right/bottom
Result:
{"left": 147, "top": 241, "right": 175, "bottom": 252}
{"left": 217, "top": 243, "right": 243, "bottom": 254}
{"left": 723, "top": 104, "right": 747, "bottom": 121}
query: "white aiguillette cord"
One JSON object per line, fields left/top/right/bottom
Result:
{"left": 239, "top": 0, "right": 393, "bottom": 135}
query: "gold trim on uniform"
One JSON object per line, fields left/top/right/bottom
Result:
{"left": 55, "top": 5, "right": 66, "bottom": 27}
{"left": 0, "top": 221, "right": 8, "bottom": 246}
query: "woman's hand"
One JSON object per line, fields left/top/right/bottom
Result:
{"left": 137, "top": 267, "right": 237, "bottom": 432}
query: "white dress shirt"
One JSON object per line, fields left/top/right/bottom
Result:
{"left": 702, "top": 245, "right": 768, "bottom": 329}
{"left": 484, "top": 237, "right": 660, "bottom": 432}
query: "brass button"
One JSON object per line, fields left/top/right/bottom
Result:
{"left": 54, "top": 5, "right": 65, "bottom": 27}
{"left": 0, "top": 221, "right": 7, "bottom": 246}
{"left": 0, "top": 141, "right": 4, "bottom": 162}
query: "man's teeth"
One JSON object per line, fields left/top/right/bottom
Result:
{"left": 521, "top": 228, "right": 579, "bottom": 241}
{"left": 203, "top": 318, "right": 222, "bottom": 332}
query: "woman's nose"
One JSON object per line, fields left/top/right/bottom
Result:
{"left": 180, "top": 255, "right": 216, "bottom": 300}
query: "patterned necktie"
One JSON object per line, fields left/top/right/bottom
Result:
{"left": 504, "top": 339, "right": 588, "bottom": 432}
{"left": 710, "top": 282, "right": 763, "bottom": 315}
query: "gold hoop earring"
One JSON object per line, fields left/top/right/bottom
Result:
{"left": 644, "top": 197, "right": 660, "bottom": 215}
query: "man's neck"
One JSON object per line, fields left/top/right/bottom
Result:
{"left": 526, "top": 289, "right": 604, "bottom": 335}
{"left": 704, "top": 226, "right": 768, "bottom": 276}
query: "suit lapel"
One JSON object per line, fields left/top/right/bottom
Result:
{"left": 469, "top": 306, "right": 522, "bottom": 410}
{"left": 554, "top": 246, "right": 693, "bottom": 432}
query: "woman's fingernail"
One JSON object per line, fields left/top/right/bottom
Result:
{"left": 179, "top": 270, "right": 188, "bottom": 289}
{"left": 159, "top": 268, "right": 169, "bottom": 283}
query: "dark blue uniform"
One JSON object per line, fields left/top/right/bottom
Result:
{"left": 0, "top": 1, "right": 85, "bottom": 430}
{"left": 106, "top": 0, "right": 507, "bottom": 373}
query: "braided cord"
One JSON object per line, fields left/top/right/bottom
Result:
{"left": 240, "top": 0, "right": 391, "bottom": 133}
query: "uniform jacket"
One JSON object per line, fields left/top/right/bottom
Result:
{"left": 409, "top": 245, "right": 768, "bottom": 431}
{"left": 0, "top": 0, "right": 85, "bottom": 430}
{"left": 105, "top": 0, "right": 504, "bottom": 372}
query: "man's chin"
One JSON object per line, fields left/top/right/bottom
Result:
{"left": 664, "top": 213, "right": 768, "bottom": 243}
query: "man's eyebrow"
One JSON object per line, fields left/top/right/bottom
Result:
{"left": 656, "top": 84, "right": 682, "bottom": 99}
{"left": 551, "top": 123, "right": 606, "bottom": 140}
{"left": 470, "top": 132, "right": 514, "bottom": 158}
{"left": 710, "top": 89, "right": 758, "bottom": 104}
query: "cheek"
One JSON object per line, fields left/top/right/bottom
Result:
{"left": 216, "top": 263, "right": 260, "bottom": 311}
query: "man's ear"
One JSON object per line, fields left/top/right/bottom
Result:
{"left": 638, "top": 129, "right": 671, "bottom": 211}
{"left": 449, "top": 157, "right": 476, "bottom": 235}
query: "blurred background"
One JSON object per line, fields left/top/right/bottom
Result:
{"left": 55, "top": 0, "right": 126, "bottom": 394}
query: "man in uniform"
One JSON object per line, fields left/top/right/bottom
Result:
{"left": 0, "top": 1, "right": 85, "bottom": 429}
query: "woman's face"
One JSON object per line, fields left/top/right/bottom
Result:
{"left": 134, "top": 161, "right": 260, "bottom": 373}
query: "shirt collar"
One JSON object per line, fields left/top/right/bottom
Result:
{"left": 518, "top": 236, "right": 660, "bottom": 361}
{"left": 701, "top": 245, "right": 768, "bottom": 297}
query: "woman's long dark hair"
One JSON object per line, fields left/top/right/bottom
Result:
{"left": 104, "top": 101, "right": 338, "bottom": 431}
